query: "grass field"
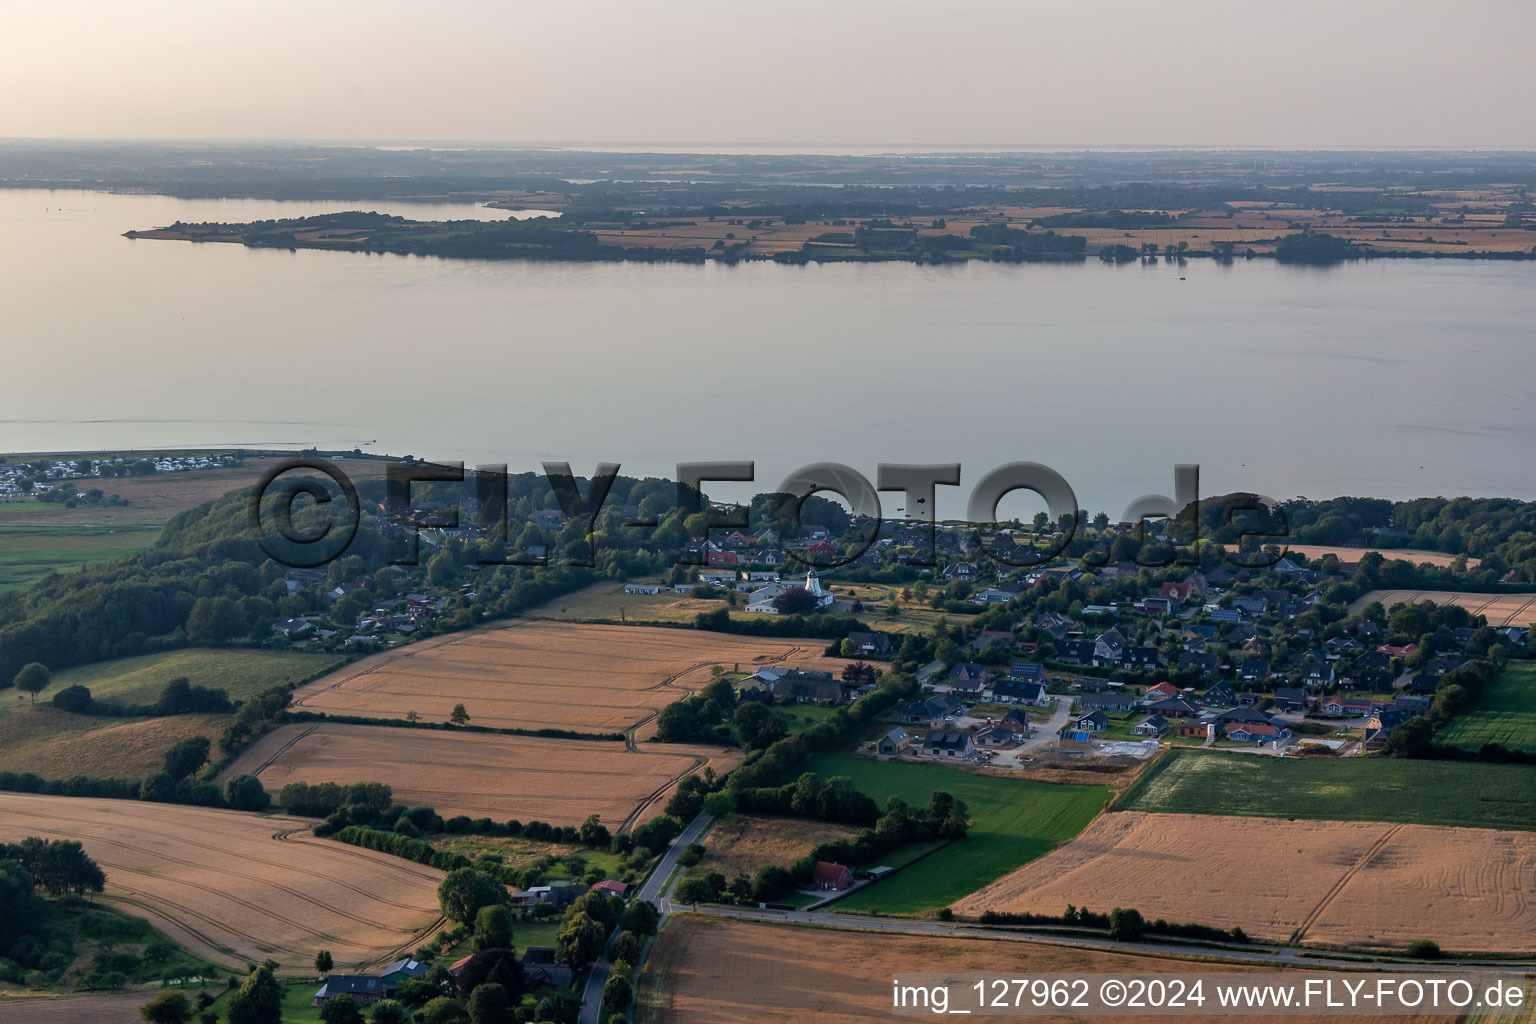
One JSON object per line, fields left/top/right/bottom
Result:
{"left": 635, "top": 915, "right": 1465, "bottom": 1024}
{"left": 1119, "top": 749, "right": 1536, "bottom": 831}
{"left": 954, "top": 810, "right": 1536, "bottom": 953}
{"left": 802, "top": 753, "right": 1111, "bottom": 914}
{"left": 1438, "top": 662, "right": 1536, "bottom": 753}
{"left": 0, "top": 703, "right": 226, "bottom": 778}
{"left": 290, "top": 621, "right": 844, "bottom": 733}
{"left": 51, "top": 648, "right": 341, "bottom": 707}
{"left": 0, "top": 522, "right": 161, "bottom": 591}
{"left": 0, "top": 793, "right": 445, "bottom": 970}
{"left": 225, "top": 721, "right": 742, "bottom": 829}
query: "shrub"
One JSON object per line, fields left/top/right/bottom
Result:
{"left": 1406, "top": 939, "right": 1441, "bottom": 960}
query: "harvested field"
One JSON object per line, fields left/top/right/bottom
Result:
{"left": 1283, "top": 545, "right": 1478, "bottom": 569}
{"left": 225, "top": 722, "right": 742, "bottom": 829}
{"left": 635, "top": 915, "right": 1459, "bottom": 1024}
{"left": 0, "top": 793, "right": 444, "bottom": 970}
{"left": 700, "top": 815, "right": 861, "bottom": 881}
{"left": 1349, "top": 589, "right": 1536, "bottom": 627}
{"left": 0, "top": 992, "right": 160, "bottom": 1023}
{"left": 290, "top": 621, "right": 843, "bottom": 733}
{"left": 0, "top": 706, "right": 225, "bottom": 779}
{"left": 953, "top": 811, "right": 1536, "bottom": 953}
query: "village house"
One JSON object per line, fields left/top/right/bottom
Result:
{"left": 623, "top": 582, "right": 662, "bottom": 595}
{"left": 877, "top": 727, "right": 913, "bottom": 755}
{"left": 989, "top": 679, "right": 1048, "bottom": 705}
{"left": 847, "top": 631, "right": 893, "bottom": 657}
{"left": 519, "top": 948, "right": 575, "bottom": 988}
{"left": 1073, "top": 709, "right": 1108, "bottom": 733}
{"left": 1076, "top": 691, "right": 1135, "bottom": 712}
{"left": 812, "top": 861, "right": 855, "bottom": 891}
{"left": 973, "top": 725, "right": 1018, "bottom": 748}
{"left": 921, "top": 729, "right": 975, "bottom": 759}
{"left": 1271, "top": 687, "right": 1310, "bottom": 712}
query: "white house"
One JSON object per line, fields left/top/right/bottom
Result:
{"left": 745, "top": 570, "right": 836, "bottom": 614}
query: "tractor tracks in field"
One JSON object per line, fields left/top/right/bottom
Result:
{"left": 1289, "top": 824, "right": 1403, "bottom": 945}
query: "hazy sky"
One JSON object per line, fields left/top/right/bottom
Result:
{"left": 4, "top": 0, "right": 1533, "bottom": 148}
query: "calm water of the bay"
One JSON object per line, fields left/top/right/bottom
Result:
{"left": 2, "top": 188, "right": 1533, "bottom": 518}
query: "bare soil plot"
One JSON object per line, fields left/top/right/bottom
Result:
{"left": 289, "top": 621, "right": 842, "bottom": 733}
{"left": 225, "top": 722, "right": 741, "bottom": 829}
{"left": 700, "top": 815, "right": 861, "bottom": 881}
{"left": 1283, "top": 544, "right": 1478, "bottom": 569}
{"left": 635, "top": 915, "right": 1457, "bottom": 1024}
{"left": 0, "top": 793, "right": 444, "bottom": 971}
{"left": 1349, "top": 590, "right": 1536, "bottom": 627}
{"left": 953, "top": 811, "right": 1536, "bottom": 953}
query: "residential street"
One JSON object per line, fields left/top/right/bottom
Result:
{"left": 578, "top": 811, "right": 713, "bottom": 1024}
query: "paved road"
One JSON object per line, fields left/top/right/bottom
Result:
{"left": 1018, "top": 695, "right": 1073, "bottom": 753}
{"left": 578, "top": 812, "right": 714, "bottom": 1024}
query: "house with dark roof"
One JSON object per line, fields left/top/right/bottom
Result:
{"left": 1009, "top": 661, "right": 1045, "bottom": 681}
{"left": 948, "top": 662, "right": 990, "bottom": 695}
{"left": 1179, "top": 650, "right": 1222, "bottom": 675}
{"left": 1074, "top": 709, "right": 1109, "bottom": 733}
{"left": 921, "top": 729, "right": 975, "bottom": 758}
{"left": 1203, "top": 681, "right": 1237, "bottom": 706}
{"left": 974, "top": 725, "right": 1018, "bottom": 747}
{"left": 1054, "top": 639, "right": 1096, "bottom": 666}
{"left": 520, "top": 948, "right": 575, "bottom": 988}
{"left": 312, "top": 976, "right": 384, "bottom": 1006}
{"left": 989, "top": 679, "right": 1048, "bottom": 705}
{"left": 996, "top": 709, "right": 1033, "bottom": 738}
{"left": 1076, "top": 691, "right": 1135, "bottom": 712}
{"left": 847, "top": 631, "right": 893, "bottom": 657}
{"left": 1132, "top": 714, "right": 1170, "bottom": 738}
{"left": 1271, "top": 687, "right": 1309, "bottom": 712}
{"left": 1119, "top": 645, "right": 1161, "bottom": 672}
{"left": 878, "top": 727, "right": 913, "bottom": 755}
{"left": 1147, "top": 696, "right": 1200, "bottom": 719}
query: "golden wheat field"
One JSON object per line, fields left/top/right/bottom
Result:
{"left": 290, "top": 621, "right": 840, "bottom": 732}
{"left": 225, "top": 722, "right": 741, "bottom": 830}
{"left": 1349, "top": 590, "right": 1536, "bottom": 627}
{"left": 634, "top": 916, "right": 1461, "bottom": 1024}
{"left": 952, "top": 811, "right": 1536, "bottom": 953}
{"left": 0, "top": 793, "right": 444, "bottom": 971}
{"left": 1282, "top": 545, "right": 1478, "bottom": 569}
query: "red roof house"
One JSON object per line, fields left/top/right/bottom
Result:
{"left": 811, "top": 861, "right": 853, "bottom": 892}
